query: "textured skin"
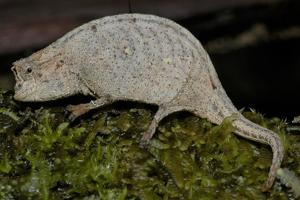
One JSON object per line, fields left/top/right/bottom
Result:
{"left": 11, "top": 14, "right": 284, "bottom": 191}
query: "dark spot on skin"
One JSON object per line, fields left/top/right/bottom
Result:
{"left": 55, "top": 63, "right": 62, "bottom": 69}
{"left": 54, "top": 60, "right": 65, "bottom": 70}
{"left": 212, "top": 103, "right": 218, "bottom": 112}
{"left": 57, "top": 81, "right": 64, "bottom": 88}
{"left": 218, "top": 111, "right": 224, "bottom": 118}
{"left": 209, "top": 75, "right": 217, "bottom": 90}
{"left": 91, "top": 25, "right": 97, "bottom": 32}
{"left": 37, "top": 73, "right": 43, "bottom": 78}
{"left": 132, "top": 18, "right": 136, "bottom": 23}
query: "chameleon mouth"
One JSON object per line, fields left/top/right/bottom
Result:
{"left": 13, "top": 80, "right": 37, "bottom": 102}
{"left": 14, "top": 90, "right": 27, "bottom": 101}
{"left": 14, "top": 87, "right": 33, "bottom": 101}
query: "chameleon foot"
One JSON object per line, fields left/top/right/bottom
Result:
{"left": 66, "top": 104, "right": 90, "bottom": 121}
{"left": 66, "top": 98, "right": 110, "bottom": 121}
{"left": 140, "top": 122, "right": 157, "bottom": 148}
{"left": 139, "top": 105, "right": 183, "bottom": 147}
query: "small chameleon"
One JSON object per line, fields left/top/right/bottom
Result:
{"left": 11, "top": 14, "right": 284, "bottom": 191}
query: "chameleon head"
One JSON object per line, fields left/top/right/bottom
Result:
{"left": 11, "top": 49, "right": 78, "bottom": 102}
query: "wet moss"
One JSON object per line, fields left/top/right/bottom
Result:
{"left": 0, "top": 89, "right": 299, "bottom": 199}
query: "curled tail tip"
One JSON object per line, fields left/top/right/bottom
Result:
{"left": 261, "top": 161, "right": 281, "bottom": 192}
{"left": 261, "top": 170, "right": 277, "bottom": 192}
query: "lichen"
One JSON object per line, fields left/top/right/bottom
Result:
{"left": 277, "top": 168, "right": 300, "bottom": 198}
{"left": 0, "top": 89, "right": 299, "bottom": 199}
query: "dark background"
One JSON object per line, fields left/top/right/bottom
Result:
{"left": 0, "top": 0, "right": 299, "bottom": 119}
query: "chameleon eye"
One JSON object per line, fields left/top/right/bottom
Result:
{"left": 26, "top": 67, "right": 32, "bottom": 73}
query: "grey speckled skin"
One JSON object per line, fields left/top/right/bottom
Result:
{"left": 11, "top": 14, "right": 284, "bottom": 191}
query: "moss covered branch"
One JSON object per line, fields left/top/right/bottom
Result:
{"left": 0, "top": 89, "right": 299, "bottom": 199}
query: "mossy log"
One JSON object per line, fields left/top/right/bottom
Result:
{"left": 0, "top": 89, "right": 299, "bottom": 199}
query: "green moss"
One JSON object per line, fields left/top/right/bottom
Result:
{"left": 0, "top": 89, "right": 300, "bottom": 199}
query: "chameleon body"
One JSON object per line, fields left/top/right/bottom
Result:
{"left": 11, "top": 14, "right": 284, "bottom": 191}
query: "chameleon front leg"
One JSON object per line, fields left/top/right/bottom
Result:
{"left": 66, "top": 97, "right": 110, "bottom": 120}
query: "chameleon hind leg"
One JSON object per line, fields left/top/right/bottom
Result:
{"left": 140, "top": 105, "right": 186, "bottom": 145}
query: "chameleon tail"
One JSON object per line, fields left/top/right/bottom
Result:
{"left": 232, "top": 115, "right": 284, "bottom": 191}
